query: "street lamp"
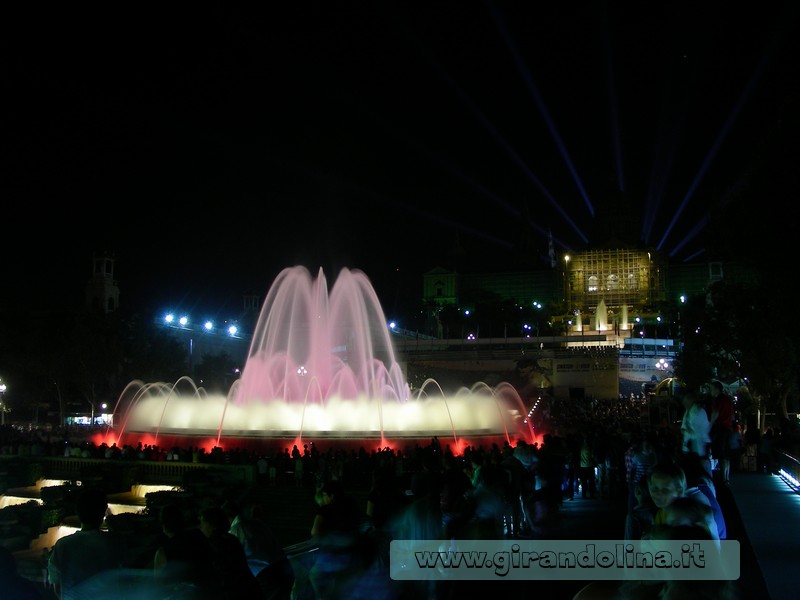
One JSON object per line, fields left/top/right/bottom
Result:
{"left": 0, "top": 379, "right": 7, "bottom": 426}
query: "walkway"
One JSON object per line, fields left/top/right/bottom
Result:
{"left": 7, "top": 462, "right": 799, "bottom": 599}
{"left": 727, "top": 469, "right": 800, "bottom": 600}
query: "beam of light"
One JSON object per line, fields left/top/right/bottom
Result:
{"left": 393, "top": 12, "right": 589, "bottom": 245}
{"left": 642, "top": 44, "right": 695, "bottom": 246}
{"left": 486, "top": 1, "right": 595, "bottom": 217}
{"left": 440, "top": 74, "right": 588, "bottom": 244}
{"left": 372, "top": 124, "right": 573, "bottom": 251}
{"left": 668, "top": 214, "right": 709, "bottom": 257}
{"left": 388, "top": 199, "right": 516, "bottom": 249}
{"left": 681, "top": 247, "right": 706, "bottom": 263}
{"left": 656, "top": 25, "right": 784, "bottom": 251}
{"left": 642, "top": 113, "right": 684, "bottom": 245}
{"left": 605, "top": 52, "right": 624, "bottom": 193}
{"left": 668, "top": 174, "right": 748, "bottom": 258}
{"left": 367, "top": 116, "right": 577, "bottom": 252}
{"left": 599, "top": 4, "right": 625, "bottom": 194}
{"left": 262, "top": 157, "right": 516, "bottom": 250}
{"left": 339, "top": 175, "right": 517, "bottom": 250}
{"left": 369, "top": 112, "right": 524, "bottom": 221}
{"left": 301, "top": 45, "right": 563, "bottom": 251}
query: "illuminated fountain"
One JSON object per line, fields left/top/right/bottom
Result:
{"left": 595, "top": 299, "right": 608, "bottom": 331}
{"left": 108, "top": 266, "right": 533, "bottom": 452}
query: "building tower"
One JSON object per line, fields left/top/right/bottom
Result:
{"left": 84, "top": 253, "right": 120, "bottom": 313}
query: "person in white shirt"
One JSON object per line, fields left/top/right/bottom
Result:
{"left": 680, "top": 392, "right": 712, "bottom": 474}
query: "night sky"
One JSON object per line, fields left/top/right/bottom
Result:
{"left": 4, "top": 2, "right": 799, "bottom": 318}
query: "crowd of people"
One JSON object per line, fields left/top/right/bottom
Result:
{"left": 1, "top": 380, "right": 798, "bottom": 598}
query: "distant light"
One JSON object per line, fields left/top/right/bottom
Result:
{"left": 164, "top": 314, "right": 175, "bottom": 324}
{"left": 466, "top": 333, "right": 476, "bottom": 341}
{"left": 297, "top": 366, "right": 308, "bottom": 376}
{"left": 464, "top": 310, "right": 471, "bottom": 316}
{"left": 179, "top": 316, "right": 189, "bottom": 327}
{"left": 389, "top": 321, "right": 396, "bottom": 330}
{"left": 228, "top": 325, "right": 238, "bottom": 336}
{"left": 679, "top": 294, "right": 686, "bottom": 304}
{"left": 204, "top": 321, "right": 213, "bottom": 331}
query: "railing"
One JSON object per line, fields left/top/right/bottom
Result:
{"left": 0, "top": 455, "right": 256, "bottom": 491}
{"left": 777, "top": 450, "right": 800, "bottom": 492}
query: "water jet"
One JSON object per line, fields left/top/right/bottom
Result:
{"left": 105, "top": 267, "right": 533, "bottom": 453}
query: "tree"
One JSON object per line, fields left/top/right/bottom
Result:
{"left": 676, "top": 280, "right": 798, "bottom": 427}
{"left": 63, "top": 312, "right": 124, "bottom": 421}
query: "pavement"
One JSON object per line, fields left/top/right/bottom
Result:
{"left": 5, "top": 467, "right": 797, "bottom": 599}
{"left": 725, "top": 469, "right": 799, "bottom": 600}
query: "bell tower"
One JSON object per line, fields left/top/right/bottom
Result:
{"left": 84, "top": 252, "right": 120, "bottom": 313}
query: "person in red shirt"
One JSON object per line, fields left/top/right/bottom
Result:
{"left": 709, "top": 380, "right": 735, "bottom": 486}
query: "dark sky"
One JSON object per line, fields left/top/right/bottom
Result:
{"left": 4, "top": 2, "right": 798, "bottom": 318}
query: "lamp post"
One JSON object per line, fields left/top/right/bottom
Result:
{"left": 0, "top": 379, "right": 7, "bottom": 426}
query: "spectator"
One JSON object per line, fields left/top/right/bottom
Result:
{"left": 624, "top": 478, "right": 655, "bottom": 540}
{"left": 677, "top": 454, "right": 727, "bottom": 540}
{"left": 153, "top": 503, "right": 214, "bottom": 596}
{"left": 47, "top": 487, "right": 125, "bottom": 599}
{"left": 680, "top": 392, "right": 712, "bottom": 472}
{"left": 663, "top": 496, "right": 720, "bottom": 544}
{"left": 198, "top": 505, "right": 262, "bottom": 599}
{"left": 309, "top": 479, "right": 367, "bottom": 599}
{"left": 653, "top": 523, "right": 738, "bottom": 600}
{"left": 628, "top": 432, "right": 658, "bottom": 513}
{"left": 578, "top": 434, "right": 596, "bottom": 499}
{"left": 647, "top": 463, "right": 686, "bottom": 527}
{"left": 729, "top": 423, "right": 744, "bottom": 473}
{"left": 257, "top": 455, "right": 269, "bottom": 485}
{"left": 0, "top": 544, "right": 40, "bottom": 600}
{"left": 758, "top": 428, "right": 777, "bottom": 474}
{"left": 709, "top": 380, "right": 735, "bottom": 486}
{"left": 221, "top": 498, "right": 295, "bottom": 600}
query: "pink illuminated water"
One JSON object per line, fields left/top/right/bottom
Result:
{"left": 110, "top": 266, "right": 533, "bottom": 452}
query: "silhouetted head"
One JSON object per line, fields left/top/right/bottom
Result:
{"left": 199, "top": 506, "right": 229, "bottom": 538}
{"left": 76, "top": 487, "right": 108, "bottom": 530}
{"left": 159, "top": 503, "right": 186, "bottom": 535}
{"left": 220, "top": 499, "right": 241, "bottom": 520}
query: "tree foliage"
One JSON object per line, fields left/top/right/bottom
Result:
{"left": 676, "top": 280, "right": 798, "bottom": 420}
